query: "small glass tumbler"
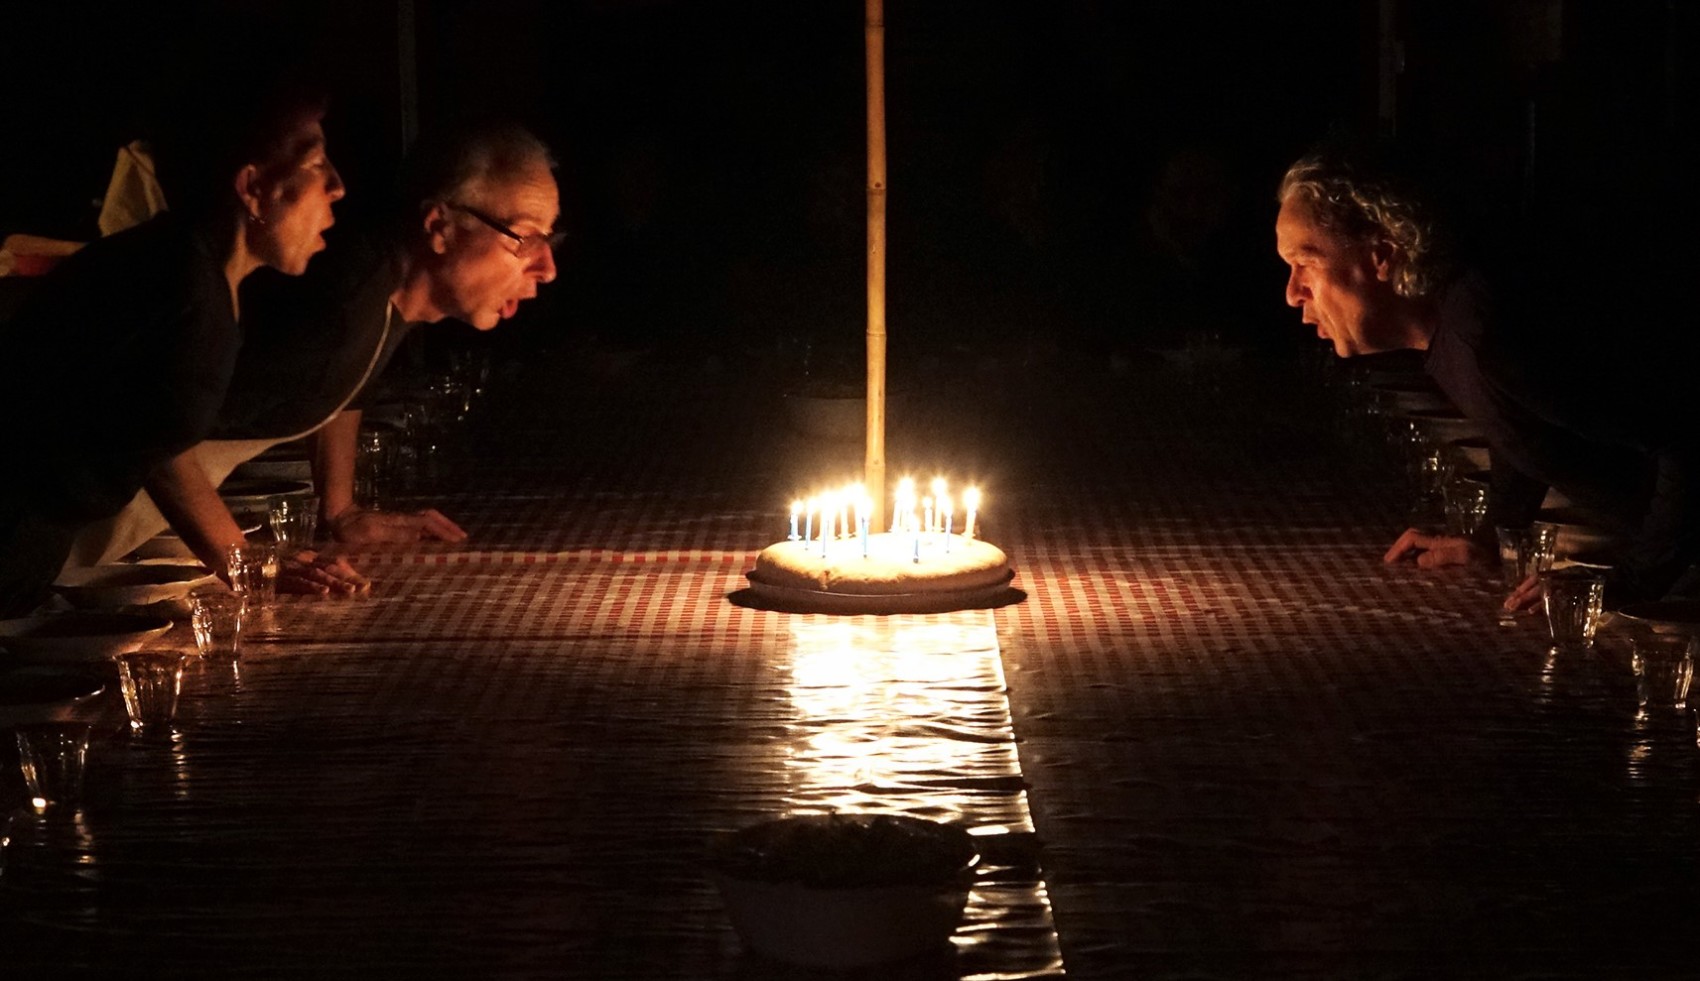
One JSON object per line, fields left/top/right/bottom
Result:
{"left": 1496, "top": 524, "right": 1559, "bottom": 624}
{"left": 189, "top": 590, "right": 245, "bottom": 661}
{"left": 1631, "top": 632, "right": 1697, "bottom": 715}
{"left": 14, "top": 722, "right": 92, "bottom": 811}
{"left": 1542, "top": 567, "right": 1606, "bottom": 653}
{"left": 116, "top": 651, "right": 187, "bottom": 735}
{"left": 268, "top": 494, "right": 319, "bottom": 556}
{"left": 1444, "top": 481, "right": 1490, "bottom": 537}
{"left": 226, "top": 542, "right": 279, "bottom": 612}
{"left": 355, "top": 426, "right": 395, "bottom": 509}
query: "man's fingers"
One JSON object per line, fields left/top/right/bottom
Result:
{"left": 1383, "top": 528, "right": 1428, "bottom": 563}
{"left": 1505, "top": 573, "right": 1543, "bottom": 611}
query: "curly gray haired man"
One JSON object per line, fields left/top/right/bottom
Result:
{"left": 1274, "top": 144, "right": 1452, "bottom": 359}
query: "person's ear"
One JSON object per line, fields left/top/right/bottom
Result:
{"left": 1369, "top": 238, "right": 1399, "bottom": 283}
{"left": 421, "top": 202, "right": 452, "bottom": 255}
{"left": 234, "top": 164, "right": 265, "bottom": 223}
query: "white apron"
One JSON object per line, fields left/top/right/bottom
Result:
{"left": 65, "top": 306, "right": 396, "bottom": 569}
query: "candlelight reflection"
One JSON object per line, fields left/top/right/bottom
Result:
{"left": 783, "top": 617, "right": 1025, "bottom": 823}
{"left": 780, "top": 614, "right": 1064, "bottom": 975}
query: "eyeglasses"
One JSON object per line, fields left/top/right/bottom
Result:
{"left": 445, "top": 202, "right": 565, "bottom": 258}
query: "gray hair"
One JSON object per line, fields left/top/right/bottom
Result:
{"left": 1278, "top": 150, "right": 1448, "bottom": 299}
{"left": 403, "top": 122, "right": 556, "bottom": 213}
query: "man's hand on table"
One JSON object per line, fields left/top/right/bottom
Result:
{"left": 329, "top": 505, "right": 468, "bottom": 544}
{"left": 279, "top": 549, "right": 372, "bottom": 597}
{"left": 1382, "top": 529, "right": 1489, "bottom": 569}
{"left": 1503, "top": 572, "right": 1543, "bottom": 613}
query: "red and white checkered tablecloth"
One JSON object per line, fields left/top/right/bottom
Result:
{"left": 7, "top": 353, "right": 1696, "bottom": 979}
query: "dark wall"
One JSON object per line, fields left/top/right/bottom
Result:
{"left": 1, "top": 0, "right": 1686, "bottom": 361}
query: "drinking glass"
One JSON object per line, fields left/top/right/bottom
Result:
{"left": 268, "top": 494, "right": 319, "bottom": 556}
{"left": 1631, "top": 632, "right": 1697, "bottom": 715}
{"left": 1443, "top": 480, "right": 1490, "bottom": 537}
{"left": 355, "top": 425, "right": 396, "bottom": 509}
{"left": 116, "top": 651, "right": 186, "bottom": 736}
{"left": 226, "top": 542, "right": 278, "bottom": 612}
{"left": 1542, "top": 568, "right": 1605, "bottom": 653}
{"left": 1496, "top": 524, "right": 1558, "bottom": 624}
{"left": 14, "top": 722, "right": 91, "bottom": 812}
{"left": 189, "top": 590, "right": 245, "bottom": 661}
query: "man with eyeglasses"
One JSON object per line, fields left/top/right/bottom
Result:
{"left": 66, "top": 123, "right": 563, "bottom": 592}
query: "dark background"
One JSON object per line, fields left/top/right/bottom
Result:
{"left": 1, "top": 0, "right": 1692, "bottom": 375}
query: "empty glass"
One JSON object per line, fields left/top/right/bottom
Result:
{"left": 1443, "top": 481, "right": 1490, "bottom": 537}
{"left": 226, "top": 542, "right": 279, "bottom": 612}
{"left": 1542, "top": 568, "right": 1606, "bottom": 654}
{"left": 116, "top": 651, "right": 187, "bottom": 735}
{"left": 355, "top": 425, "right": 396, "bottom": 509}
{"left": 14, "top": 722, "right": 92, "bottom": 811}
{"left": 1631, "top": 632, "right": 1697, "bottom": 716}
{"left": 189, "top": 590, "right": 245, "bottom": 661}
{"left": 1496, "top": 524, "right": 1559, "bottom": 624}
{"left": 268, "top": 494, "right": 319, "bottom": 556}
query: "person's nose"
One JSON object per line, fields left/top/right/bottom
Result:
{"left": 326, "top": 161, "right": 347, "bottom": 202}
{"left": 530, "top": 242, "right": 557, "bottom": 283}
{"left": 1284, "top": 268, "right": 1306, "bottom": 308}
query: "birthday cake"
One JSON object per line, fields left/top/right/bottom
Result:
{"left": 753, "top": 533, "right": 1010, "bottom": 596}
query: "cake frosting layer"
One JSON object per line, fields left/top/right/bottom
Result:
{"left": 753, "top": 534, "right": 1009, "bottom": 595}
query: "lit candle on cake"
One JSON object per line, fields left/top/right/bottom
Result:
{"left": 789, "top": 500, "right": 802, "bottom": 541}
{"left": 857, "top": 488, "right": 871, "bottom": 557}
{"left": 893, "top": 477, "right": 915, "bottom": 533}
{"left": 805, "top": 497, "right": 817, "bottom": 543}
{"left": 963, "top": 487, "right": 980, "bottom": 540}
{"left": 923, "top": 496, "right": 934, "bottom": 535}
{"left": 941, "top": 493, "right": 953, "bottom": 551}
{"left": 820, "top": 491, "right": 837, "bottom": 555}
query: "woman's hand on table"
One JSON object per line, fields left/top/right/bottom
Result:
{"left": 329, "top": 505, "right": 468, "bottom": 544}
{"left": 1382, "top": 529, "right": 1488, "bottom": 569}
{"left": 279, "top": 550, "right": 372, "bottom": 597}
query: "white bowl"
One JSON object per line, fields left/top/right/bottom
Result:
{"left": 1447, "top": 437, "right": 1491, "bottom": 470}
{"left": 0, "top": 666, "right": 107, "bottom": 727}
{"left": 0, "top": 613, "right": 174, "bottom": 664}
{"left": 53, "top": 563, "right": 217, "bottom": 612}
{"left": 710, "top": 813, "right": 978, "bottom": 968}
{"left": 218, "top": 478, "right": 313, "bottom": 523}
{"left": 1398, "top": 408, "right": 1483, "bottom": 444}
{"left": 1371, "top": 380, "right": 1451, "bottom": 414}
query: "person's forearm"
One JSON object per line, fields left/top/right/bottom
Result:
{"left": 145, "top": 445, "right": 248, "bottom": 575}
{"left": 310, "top": 410, "right": 362, "bottom": 523}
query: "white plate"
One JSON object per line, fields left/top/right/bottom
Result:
{"left": 53, "top": 563, "right": 217, "bottom": 610}
{"left": 741, "top": 568, "right": 1019, "bottom": 614}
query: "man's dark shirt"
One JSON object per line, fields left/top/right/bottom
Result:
{"left": 1423, "top": 272, "right": 1696, "bottom": 602}
{"left": 214, "top": 227, "right": 412, "bottom": 440}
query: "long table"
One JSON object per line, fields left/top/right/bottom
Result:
{"left": 4, "top": 351, "right": 1697, "bottom": 978}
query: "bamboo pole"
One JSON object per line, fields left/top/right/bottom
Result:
{"left": 865, "top": 0, "right": 888, "bottom": 531}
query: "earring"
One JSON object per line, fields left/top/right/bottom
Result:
{"left": 247, "top": 210, "right": 268, "bottom": 226}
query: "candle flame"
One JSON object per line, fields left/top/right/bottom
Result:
{"left": 964, "top": 487, "right": 981, "bottom": 509}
